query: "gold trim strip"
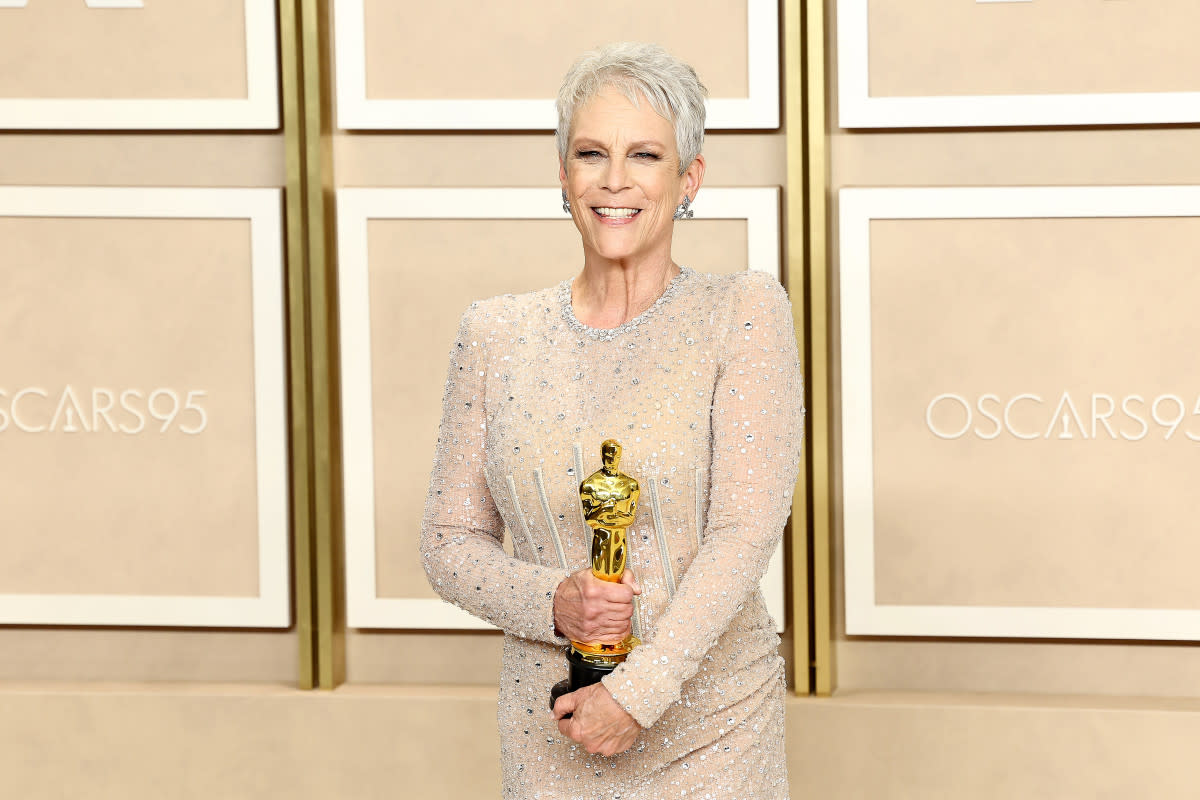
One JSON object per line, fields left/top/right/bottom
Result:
{"left": 803, "top": 0, "right": 834, "bottom": 697}
{"left": 278, "top": 0, "right": 315, "bottom": 690}
{"left": 297, "top": 0, "right": 344, "bottom": 689}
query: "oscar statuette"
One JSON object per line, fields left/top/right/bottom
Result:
{"left": 550, "top": 439, "right": 641, "bottom": 716}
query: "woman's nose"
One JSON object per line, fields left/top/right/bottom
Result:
{"left": 602, "top": 158, "right": 630, "bottom": 191}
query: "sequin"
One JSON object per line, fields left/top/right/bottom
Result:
{"left": 419, "top": 268, "right": 805, "bottom": 799}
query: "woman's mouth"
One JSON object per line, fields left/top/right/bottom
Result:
{"left": 592, "top": 207, "right": 641, "bottom": 220}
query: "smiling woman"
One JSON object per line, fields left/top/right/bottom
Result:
{"left": 417, "top": 42, "right": 803, "bottom": 800}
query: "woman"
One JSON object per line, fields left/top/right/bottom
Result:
{"left": 420, "top": 42, "right": 804, "bottom": 799}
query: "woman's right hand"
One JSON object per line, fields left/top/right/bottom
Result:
{"left": 553, "top": 568, "right": 640, "bottom": 644}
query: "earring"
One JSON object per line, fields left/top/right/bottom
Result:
{"left": 673, "top": 195, "right": 694, "bottom": 220}
{"left": 562, "top": 190, "right": 571, "bottom": 214}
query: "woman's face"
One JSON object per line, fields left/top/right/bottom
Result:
{"left": 560, "top": 86, "right": 704, "bottom": 266}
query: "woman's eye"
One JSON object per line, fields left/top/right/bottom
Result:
{"left": 633, "top": 152, "right": 661, "bottom": 161}
{"left": 575, "top": 150, "right": 602, "bottom": 160}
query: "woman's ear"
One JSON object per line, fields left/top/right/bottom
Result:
{"left": 681, "top": 153, "right": 706, "bottom": 204}
{"left": 559, "top": 157, "right": 568, "bottom": 188}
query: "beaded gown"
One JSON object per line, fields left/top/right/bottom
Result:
{"left": 420, "top": 267, "right": 805, "bottom": 799}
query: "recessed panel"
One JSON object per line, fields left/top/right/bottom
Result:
{"left": 0, "top": 0, "right": 278, "bottom": 128}
{"left": 840, "top": 186, "right": 1200, "bottom": 639}
{"left": 335, "top": 0, "right": 778, "bottom": 128}
{"left": 869, "top": 0, "right": 1197, "bottom": 98}
{"left": 0, "top": 217, "right": 259, "bottom": 596}
{"left": 364, "top": 1, "right": 746, "bottom": 101}
{"left": 838, "top": 0, "right": 1200, "bottom": 126}
{"left": 0, "top": 188, "right": 289, "bottom": 626}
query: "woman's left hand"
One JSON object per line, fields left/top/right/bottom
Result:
{"left": 551, "top": 683, "right": 641, "bottom": 756}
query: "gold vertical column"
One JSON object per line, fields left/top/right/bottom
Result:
{"left": 783, "top": 0, "right": 811, "bottom": 696}
{"left": 786, "top": 0, "right": 834, "bottom": 696}
{"left": 278, "top": 0, "right": 316, "bottom": 690}
{"left": 280, "top": 0, "right": 343, "bottom": 688}
{"left": 804, "top": 0, "right": 834, "bottom": 697}
{"left": 299, "top": 0, "right": 345, "bottom": 689}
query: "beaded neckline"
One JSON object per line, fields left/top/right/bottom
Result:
{"left": 558, "top": 265, "right": 693, "bottom": 341}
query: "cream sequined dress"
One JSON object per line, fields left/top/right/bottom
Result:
{"left": 420, "top": 267, "right": 805, "bottom": 800}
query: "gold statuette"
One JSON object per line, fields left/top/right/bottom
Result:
{"left": 574, "top": 438, "right": 641, "bottom": 661}
{"left": 551, "top": 438, "right": 643, "bottom": 712}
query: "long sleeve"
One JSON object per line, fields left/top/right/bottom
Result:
{"left": 418, "top": 303, "right": 571, "bottom": 644}
{"left": 602, "top": 272, "right": 805, "bottom": 728}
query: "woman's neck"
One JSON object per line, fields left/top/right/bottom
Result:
{"left": 571, "top": 255, "right": 680, "bottom": 329}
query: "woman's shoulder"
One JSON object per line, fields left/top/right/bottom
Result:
{"left": 456, "top": 282, "right": 564, "bottom": 333}
{"left": 686, "top": 268, "right": 788, "bottom": 311}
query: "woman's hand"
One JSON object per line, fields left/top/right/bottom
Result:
{"left": 553, "top": 568, "right": 640, "bottom": 644}
{"left": 552, "top": 683, "right": 641, "bottom": 756}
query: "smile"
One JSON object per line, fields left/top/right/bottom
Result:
{"left": 592, "top": 207, "right": 641, "bottom": 219}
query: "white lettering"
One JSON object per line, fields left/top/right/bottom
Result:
{"left": 1044, "top": 391, "right": 1089, "bottom": 440}
{"left": 12, "top": 388, "right": 48, "bottom": 433}
{"left": 118, "top": 389, "right": 146, "bottom": 435}
{"left": 148, "top": 389, "right": 180, "bottom": 433}
{"left": 1003, "top": 394, "right": 1042, "bottom": 441}
{"left": 974, "top": 394, "right": 1003, "bottom": 440}
{"left": 1090, "top": 393, "right": 1117, "bottom": 440}
{"left": 1151, "top": 394, "right": 1185, "bottom": 440}
{"left": 50, "top": 384, "right": 92, "bottom": 434}
{"left": 926, "top": 393, "right": 971, "bottom": 440}
{"left": 180, "top": 390, "right": 208, "bottom": 435}
{"left": 926, "top": 392, "right": 1200, "bottom": 443}
{"left": 0, "top": 386, "right": 209, "bottom": 435}
{"left": 1120, "top": 395, "right": 1148, "bottom": 441}
{"left": 92, "top": 388, "right": 118, "bottom": 433}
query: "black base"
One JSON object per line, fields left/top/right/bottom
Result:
{"left": 549, "top": 648, "right": 619, "bottom": 717}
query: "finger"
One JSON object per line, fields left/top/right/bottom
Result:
{"left": 552, "top": 689, "right": 579, "bottom": 720}
{"left": 598, "top": 584, "right": 635, "bottom": 604}
{"left": 586, "top": 602, "right": 634, "bottom": 624}
{"left": 620, "top": 569, "right": 641, "bottom": 594}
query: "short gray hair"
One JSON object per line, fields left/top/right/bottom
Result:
{"left": 556, "top": 42, "right": 707, "bottom": 175}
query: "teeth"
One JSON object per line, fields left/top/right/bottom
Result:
{"left": 594, "top": 207, "right": 639, "bottom": 218}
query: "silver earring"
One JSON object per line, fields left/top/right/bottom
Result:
{"left": 673, "top": 195, "right": 694, "bottom": 220}
{"left": 562, "top": 190, "right": 571, "bottom": 214}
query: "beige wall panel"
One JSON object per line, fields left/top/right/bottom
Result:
{"left": 361, "top": 0, "right": 747, "bottom": 100}
{"left": 0, "top": 218, "right": 259, "bottom": 596}
{"left": 0, "top": 0, "right": 247, "bottom": 98}
{"left": 5, "top": 687, "right": 1200, "bottom": 799}
{"left": 366, "top": 219, "right": 748, "bottom": 599}
{"left": 830, "top": 129, "right": 1200, "bottom": 188}
{"left": 867, "top": 0, "right": 1199, "bottom": 97}
{"left": 836, "top": 639, "right": 1200, "bottom": 698}
{"left": 0, "top": 629, "right": 296, "bottom": 683}
{"left": 829, "top": 0, "right": 1200, "bottom": 694}
{"left": 347, "top": 630, "right": 502, "bottom": 684}
{"left": 868, "top": 217, "right": 1200, "bottom": 609}
{"left": 0, "top": 135, "right": 286, "bottom": 187}
{"left": 788, "top": 691, "right": 1200, "bottom": 800}
{"left": 333, "top": 133, "right": 786, "bottom": 188}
